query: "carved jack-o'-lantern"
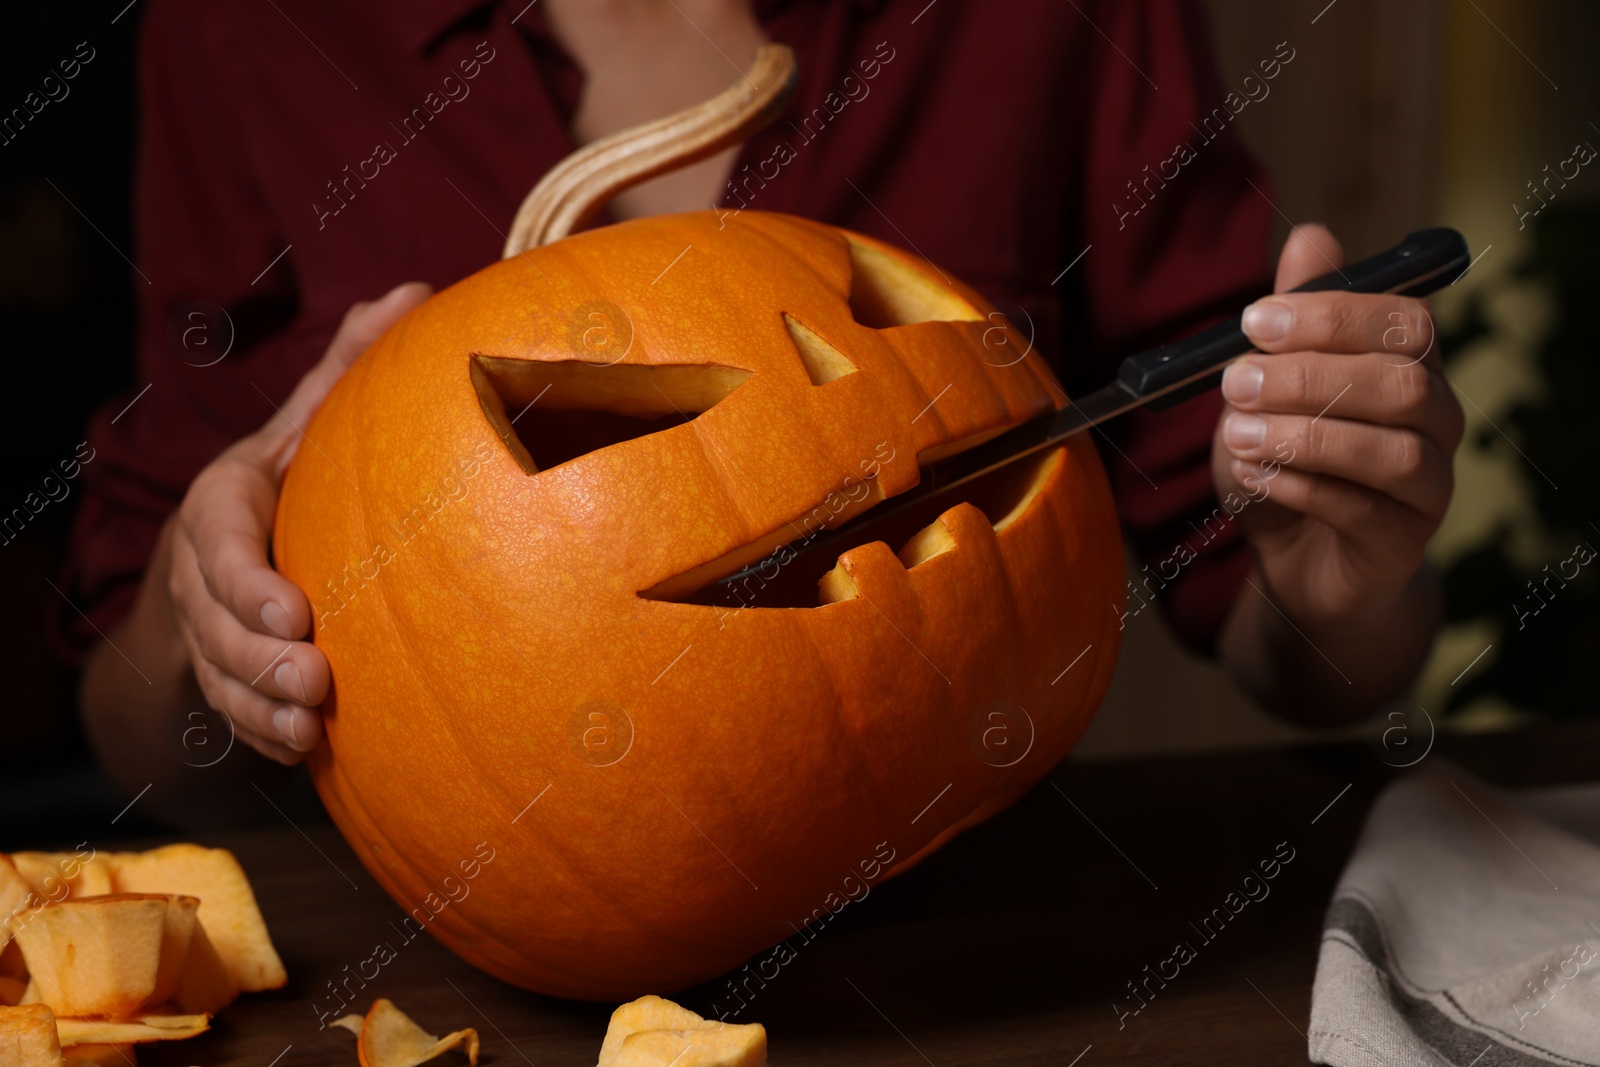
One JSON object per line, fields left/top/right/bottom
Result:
{"left": 274, "top": 48, "right": 1124, "bottom": 1001}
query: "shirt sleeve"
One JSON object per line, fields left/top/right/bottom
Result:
{"left": 50, "top": 0, "right": 331, "bottom": 661}
{"left": 1071, "top": 0, "right": 1276, "bottom": 656}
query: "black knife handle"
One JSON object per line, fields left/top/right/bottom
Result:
{"left": 1117, "top": 227, "right": 1470, "bottom": 407}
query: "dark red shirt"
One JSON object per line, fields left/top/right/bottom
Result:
{"left": 57, "top": 0, "right": 1271, "bottom": 659}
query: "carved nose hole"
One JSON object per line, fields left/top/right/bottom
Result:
{"left": 784, "top": 314, "right": 858, "bottom": 385}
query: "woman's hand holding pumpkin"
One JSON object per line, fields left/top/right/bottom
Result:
{"left": 171, "top": 283, "right": 431, "bottom": 763}
{"left": 82, "top": 283, "right": 431, "bottom": 773}
{"left": 1212, "top": 225, "right": 1463, "bottom": 720}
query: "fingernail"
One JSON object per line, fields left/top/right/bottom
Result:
{"left": 1242, "top": 300, "right": 1292, "bottom": 343}
{"left": 1223, "top": 360, "right": 1265, "bottom": 404}
{"left": 273, "top": 705, "right": 307, "bottom": 749}
{"left": 275, "top": 661, "right": 308, "bottom": 704}
{"left": 260, "top": 601, "right": 293, "bottom": 638}
{"left": 1224, "top": 412, "right": 1267, "bottom": 451}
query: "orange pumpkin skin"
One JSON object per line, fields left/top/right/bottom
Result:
{"left": 274, "top": 210, "right": 1124, "bottom": 1000}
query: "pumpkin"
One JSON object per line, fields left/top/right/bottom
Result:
{"left": 272, "top": 47, "right": 1125, "bottom": 1001}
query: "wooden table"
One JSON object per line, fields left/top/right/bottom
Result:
{"left": 136, "top": 720, "right": 1599, "bottom": 1067}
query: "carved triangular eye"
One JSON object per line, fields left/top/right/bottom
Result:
{"left": 784, "top": 314, "right": 858, "bottom": 385}
{"left": 471, "top": 355, "right": 752, "bottom": 475}
{"left": 845, "top": 238, "right": 983, "bottom": 328}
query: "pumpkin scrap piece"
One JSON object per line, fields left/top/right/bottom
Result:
{"left": 5, "top": 845, "right": 283, "bottom": 1003}
{"left": 0, "top": 861, "right": 31, "bottom": 959}
{"left": 0, "top": 1003, "right": 61, "bottom": 1067}
{"left": 148, "top": 897, "right": 199, "bottom": 1011}
{"left": 60, "top": 1045, "right": 133, "bottom": 1067}
{"left": 170, "top": 923, "right": 239, "bottom": 1017}
{"left": 356, "top": 999, "right": 478, "bottom": 1067}
{"left": 6, "top": 896, "right": 188, "bottom": 1020}
{"left": 615, "top": 1030, "right": 765, "bottom": 1067}
{"left": 53, "top": 1014, "right": 208, "bottom": 1049}
{"left": 597, "top": 996, "right": 765, "bottom": 1067}
{"left": 104, "top": 845, "right": 286, "bottom": 993}
{"left": 7, "top": 857, "right": 113, "bottom": 909}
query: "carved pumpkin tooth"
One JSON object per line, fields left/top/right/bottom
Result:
{"left": 817, "top": 564, "right": 858, "bottom": 604}
{"left": 898, "top": 519, "right": 958, "bottom": 569}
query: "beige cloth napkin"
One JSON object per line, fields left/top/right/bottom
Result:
{"left": 1310, "top": 762, "right": 1600, "bottom": 1067}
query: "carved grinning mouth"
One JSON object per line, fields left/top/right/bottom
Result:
{"left": 469, "top": 237, "right": 1058, "bottom": 610}
{"left": 733, "top": 447, "right": 1061, "bottom": 610}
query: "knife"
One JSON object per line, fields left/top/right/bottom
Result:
{"left": 710, "top": 227, "right": 1470, "bottom": 601}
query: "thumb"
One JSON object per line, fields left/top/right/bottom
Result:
{"left": 259, "top": 282, "right": 432, "bottom": 465}
{"left": 1274, "top": 223, "right": 1345, "bottom": 292}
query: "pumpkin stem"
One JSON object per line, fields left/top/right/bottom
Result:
{"left": 503, "top": 44, "right": 798, "bottom": 256}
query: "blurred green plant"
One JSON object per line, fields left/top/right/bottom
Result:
{"left": 1438, "top": 202, "right": 1600, "bottom": 718}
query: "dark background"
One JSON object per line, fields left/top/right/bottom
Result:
{"left": 1, "top": 1, "right": 1596, "bottom": 838}
{"left": 0, "top": 3, "right": 140, "bottom": 834}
